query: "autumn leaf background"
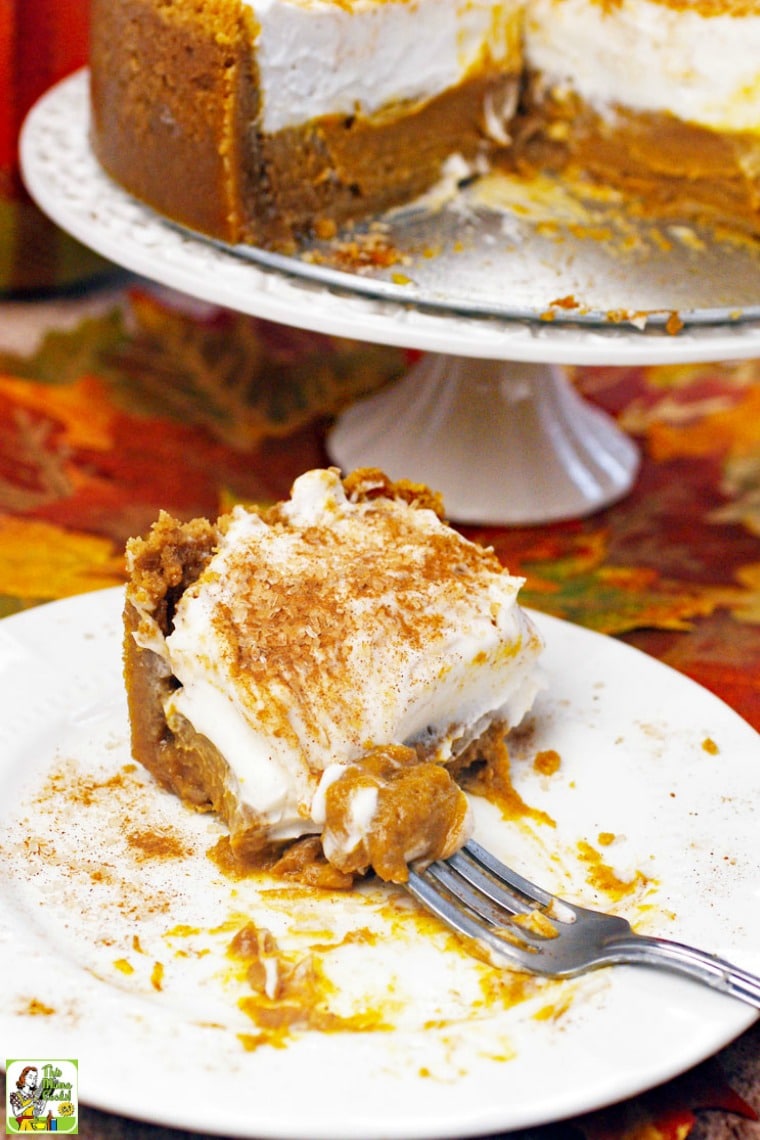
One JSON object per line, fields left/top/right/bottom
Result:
{"left": 0, "top": 288, "right": 403, "bottom": 610}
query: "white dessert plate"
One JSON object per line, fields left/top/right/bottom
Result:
{"left": 19, "top": 71, "right": 760, "bottom": 365}
{"left": 1, "top": 587, "right": 758, "bottom": 1138}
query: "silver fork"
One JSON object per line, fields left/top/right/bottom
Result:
{"left": 406, "top": 839, "right": 760, "bottom": 1007}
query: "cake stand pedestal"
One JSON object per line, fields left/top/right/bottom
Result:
{"left": 328, "top": 353, "right": 638, "bottom": 524}
{"left": 19, "top": 70, "right": 760, "bottom": 527}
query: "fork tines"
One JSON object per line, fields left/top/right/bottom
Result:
{"left": 407, "top": 841, "right": 760, "bottom": 1004}
{"left": 407, "top": 840, "right": 567, "bottom": 968}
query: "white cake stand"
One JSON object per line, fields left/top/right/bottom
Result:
{"left": 326, "top": 354, "right": 640, "bottom": 523}
{"left": 20, "top": 71, "right": 760, "bottom": 524}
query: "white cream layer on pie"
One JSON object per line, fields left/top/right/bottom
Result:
{"left": 248, "top": 0, "right": 760, "bottom": 138}
{"left": 244, "top": 0, "right": 524, "bottom": 134}
{"left": 136, "top": 469, "right": 543, "bottom": 848}
{"left": 524, "top": 0, "right": 760, "bottom": 134}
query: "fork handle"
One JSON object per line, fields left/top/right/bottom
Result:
{"left": 606, "top": 935, "right": 760, "bottom": 1008}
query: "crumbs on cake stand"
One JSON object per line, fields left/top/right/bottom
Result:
{"left": 302, "top": 221, "right": 411, "bottom": 275}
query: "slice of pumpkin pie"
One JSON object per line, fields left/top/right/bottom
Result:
{"left": 123, "top": 467, "right": 543, "bottom": 883}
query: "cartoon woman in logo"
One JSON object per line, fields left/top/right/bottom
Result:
{"left": 9, "top": 1066, "right": 51, "bottom": 1132}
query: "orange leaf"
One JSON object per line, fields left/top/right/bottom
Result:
{"left": 0, "top": 373, "right": 116, "bottom": 451}
{"left": 647, "top": 385, "right": 760, "bottom": 463}
{"left": 0, "top": 515, "right": 124, "bottom": 602}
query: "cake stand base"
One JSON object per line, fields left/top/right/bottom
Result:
{"left": 327, "top": 353, "right": 640, "bottom": 525}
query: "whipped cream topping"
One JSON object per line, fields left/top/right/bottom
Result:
{"left": 245, "top": 0, "right": 523, "bottom": 133}
{"left": 151, "top": 469, "right": 542, "bottom": 845}
{"left": 245, "top": 0, "right": 760, "bottom": 138}
{"left": 524, "top": 0, "right": 760, "bottom": 134}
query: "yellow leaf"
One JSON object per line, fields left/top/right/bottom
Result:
{"left": 731, "top": 562, "right": 760, "bottom": 624}
{"left": 0, "top": 516, "right": 125, "bottom": 601}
